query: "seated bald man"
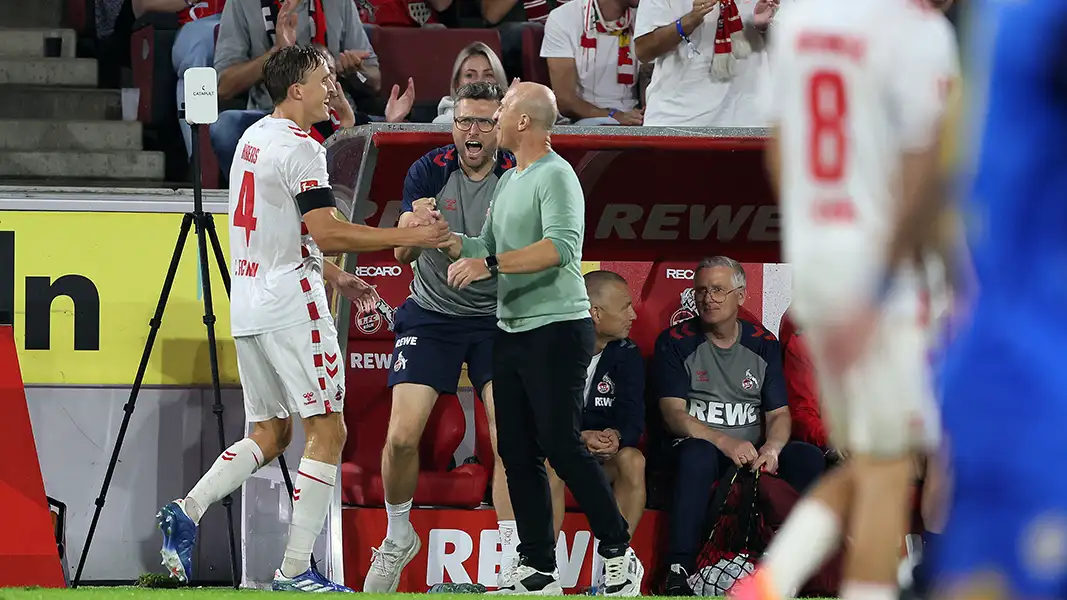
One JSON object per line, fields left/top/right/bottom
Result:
{"left": 548, "top": 270, "right": 647, "bottom": 543}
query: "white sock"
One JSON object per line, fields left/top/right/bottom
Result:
{"left": 499, "top": 519, "right": 519, "bottom": 565}
{"left": 841, "top": 581, "right": 897, "bottom": 600}
{"left": 385, "top": 499, "right": 414, "bottom": 545}
{"left": 280, "top": 458, "right": 336, "bottom": 578}
{"left": 184, "top": 438, "right": 264, "bottom": 525}
{"left": 760, "top": 498, "right": 842, "bottom": 598}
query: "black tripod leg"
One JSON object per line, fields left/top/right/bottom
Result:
{"left": 203, "top": 216, "right": 315, "bottom": 575}
{"left": 193, "top": 212, "right": 240, "bottom": 590}
{"left": 205, "top": 214, "right": 231, "bottom": 298}
{"left": 72, "top": 214, "right": 195, "bottom": 588}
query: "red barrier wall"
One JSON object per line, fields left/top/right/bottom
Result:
{"left": 0, "top": 326, "right": 65, "bottom": 587}
{"left": 343, "top": 507, "right": 666, "bottom": 593}
{"left": 329, "top": 130, "right": 778, "bottom": 264}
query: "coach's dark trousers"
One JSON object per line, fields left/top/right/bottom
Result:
{"left": 666, "top": 437, "right": 826, "bottom": 572}
{"left": 493, "top": 317, "right": 631, "bottom": 572}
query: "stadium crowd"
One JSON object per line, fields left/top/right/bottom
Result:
{"left": 97, "top": 0, "right": 959, "bottom": 184}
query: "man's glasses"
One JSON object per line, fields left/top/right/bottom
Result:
{"left": 694, "top": 285, "right": 743, "bottom": 303}
{"left": 454, "top": 116, "right": 497, "bottom": 133}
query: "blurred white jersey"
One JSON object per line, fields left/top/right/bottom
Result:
{"left": 767, "top": 0, "right": 958, "bottom": 325}
{"left": 227, "top": 116, "right": 332, "bottom": 338}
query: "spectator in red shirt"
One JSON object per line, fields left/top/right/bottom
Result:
{"left": 777, "top": 309, "right": 829, "bottom": 450}
{"left": 133, "top": 0, "right": 225, "bottom": 159}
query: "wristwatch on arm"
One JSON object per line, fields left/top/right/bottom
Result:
{"left": 485, "top": 255, "right": 499, "bottom": 277}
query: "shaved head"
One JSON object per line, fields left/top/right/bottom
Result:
{"left": 584, "top": 270, "right": 635, "bottom": 341}
{"left": 511, "top": 82, "right": 559, "bottom": 131}
{"left": 585, "top": 270, "right": 628, "bottom": 304}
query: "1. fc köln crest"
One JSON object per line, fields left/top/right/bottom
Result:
{"left": 670, "top": 288, "right": 697, "bottom": 326}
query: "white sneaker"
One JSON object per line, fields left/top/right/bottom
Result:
{"left": 602, "top": 547, "right": 643, "bottom": 597}
{"left": 362, "top": 530, "right": 421, "bottom": 593}
{"left": 493, "top": 562, "right": 563, "bottom": 595}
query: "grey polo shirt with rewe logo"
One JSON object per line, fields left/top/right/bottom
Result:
{"left": 650, "top": 317, "right": 788, "bottom": 444}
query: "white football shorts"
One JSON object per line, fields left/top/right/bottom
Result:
{"left": 234, "top": 319, "right": 346, "bottom": 422}
{"left": 803, "top": 311, "right": 940, "bottom": 458}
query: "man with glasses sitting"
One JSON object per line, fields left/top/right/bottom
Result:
{"left": 649, "top": 256, "right": 826, "bottom": 595}
{"left": 364, "top": 80, "right": 519, "bottom": 592}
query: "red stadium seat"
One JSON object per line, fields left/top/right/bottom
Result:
{"left": 367, "top": 26, "right": 503, "bottom": 104}
{"left": 64, "top": 0, "right": 91, "bottom": 34}
{"left": 340, "top": 340, "right": 489, "bottom": 508}
{"left": 520, "top": 24, "right": 550, "bottom": 86}
{"left": 130, "top": 15, "right": 225, "bottom": 187}
{"left": 130, "top": 13, "right": 180, "bottom": 126}
{"left": 472, "top": 392, "right": 495, "bottom": 479}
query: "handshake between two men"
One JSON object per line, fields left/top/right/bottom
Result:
{"left": 398, "top": 197, "right": 493, "bottom": 291}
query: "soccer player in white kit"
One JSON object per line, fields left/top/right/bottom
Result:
{"left": 155, "top": 45, "right": 452, "bottom": 593}
{"left": 729, "top": 2, "right": 958, "bottom": 600}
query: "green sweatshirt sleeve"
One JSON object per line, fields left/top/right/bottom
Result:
{"left": 538, "top": 165, "right": 584, "bottom": 265}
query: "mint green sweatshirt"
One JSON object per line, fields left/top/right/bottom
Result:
{"left": 459, "top": 151, "right": 590, "bottom": 333}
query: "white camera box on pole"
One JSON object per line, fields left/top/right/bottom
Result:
{"left": 183, "top": 67, "right": 219, "bottom": 125}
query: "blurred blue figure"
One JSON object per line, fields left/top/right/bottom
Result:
{"left": 935, "top": 1, "right": 1067, "bottom": 599}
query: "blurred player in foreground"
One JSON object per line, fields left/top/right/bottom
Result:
{"left": 929, "top": 2, "right": 1067, "bottom": 599}
{"left": 730, "top": 1, "right": 958, "bottom": 600}
{"left": 155, "top": 45, "right": 451, "bottom": 593}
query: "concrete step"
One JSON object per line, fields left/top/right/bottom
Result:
{"left": 0, "top": 28, "right": 77, "bottom": 58}
{"left": 0, "top": 178, "right": 186, "bottom": 188}
{"left": 0, "top": 57, "right": 97, "bottom": 86}
{"left": 0, "top": 151, "right": 165, "bottom": 180}
{"left": 7, "top": 0, "right": 64, "bottom": 28}
{"left": 0, "top": 119, "right": 142, "bottom": 151}
{"left": 0, "top": 86, "right": 122, "bottom": 120}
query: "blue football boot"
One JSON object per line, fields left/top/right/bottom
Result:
{"left": 156, "top": 500, "right": 197, "bottom": 583}
{"left": 272, "top": 563, "right": 355, "bottom": 592}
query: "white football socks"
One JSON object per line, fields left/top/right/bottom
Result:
{"left": 280, "top": 458, "right": 336, "bottom": 578}
{"left": 760, "top": 498, "right": 842, "bottom": 598}
{"left": 385, "top": 499, "right": 414, "bottom": 545}
{"left": 841, "top": 581, "right": 897, "bottom": 600}
{"left": 184, "top": 438, "right": 264, "bottom": 525}
{"left": 498, "top": 519, "right": 519, "bottom": 570}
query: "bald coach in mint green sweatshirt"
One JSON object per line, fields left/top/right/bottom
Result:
{"left": 447, "top": 151, "right": 590, "bottom": 333}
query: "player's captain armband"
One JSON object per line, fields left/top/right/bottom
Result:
{"left": 296, "top": 186, "right": 336, "bottom": 215}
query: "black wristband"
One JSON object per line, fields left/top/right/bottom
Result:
{"left": 485, "top": 255, "right": 499, "bottom": 276}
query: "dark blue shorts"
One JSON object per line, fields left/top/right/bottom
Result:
{"left": 386, "top": 300, "right": 497, "bottom": 395}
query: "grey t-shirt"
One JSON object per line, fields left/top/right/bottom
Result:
{"left": 651, "top": 318, "right": 789, "bottom": 444}
{"left": 214, "top": 0, "right": 378, "bottom": 112}
{"left": 401, "top": 146, "right": 515, "bottom": 317}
